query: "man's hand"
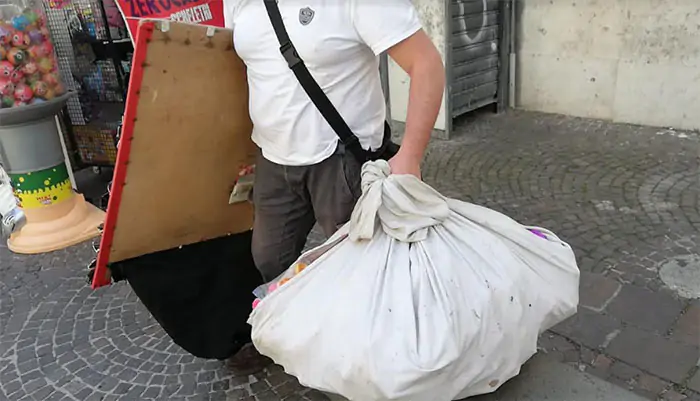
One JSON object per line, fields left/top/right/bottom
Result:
{"left": 386, "top": 29, "right": 445, "bottom": 179}
{"left": 389, "top": 151, "right": 422, "bottom": 179}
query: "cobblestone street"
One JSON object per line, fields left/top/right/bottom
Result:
{"left": 1, "top": 110, "right": 699, "bottom": 401}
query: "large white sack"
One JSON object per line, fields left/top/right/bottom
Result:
{"left": 248, "top": 160, "right": 580, "bottom": 401}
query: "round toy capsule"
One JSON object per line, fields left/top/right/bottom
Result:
{"left": 0, "top": 26, "right": 12, "bottom": 45}
{"left": 26, "top": 44, "right": 41, "bottom": 59}
{"left": 21, "top": 61, "right": 37, "bottom": 75}
{"left": 53, "top": 82, "right": 65, "bottom": 95}
{"left": 279, "top": 278, "right": 291, "bottom": 286}
{"left": 41, "top": 72, "right": 58, "bottom": 86}
{"left": 294, "top": 263, "right": 307, "bottom": 275}
{"left": 9, "top": 69, "right": 23, "bottom": 84}
{"left": 0, "top": 60, "right": 13, "bottom": 78}
{"left": 30, "top": 80, "right": 48, "bottom": 98}
{"left": 0, "top": 78, "right": 14, "bottom": 96}
{"left": 10, "top": 31, "right": 30, "bottom": 49}
{"left": 14, "top": 83, "right": 33, "bottom": 103}
{"left": 11, "top": 15, "right": 30, "bottom": 31}
{"left": 37, "top": 57, "right": 53, "bottom": 73}
{"left": 7, "top": 48, "right": 27, "bottom": 65}
{"left": 38, "top": 41, "right": 52, "bottom": 56}
{"left": 27, "top": 30, "right": 43, "bottom": 45}
{"left": 23, "top": 9, "right": 39, "bottom": 25}
{"left": 267, "top": 282, "right": 279, "bottom": 293}
{"left": 252, "top": 298, "right": 261, "bottom": 309}
{"left": 1, "top": 95, "right": 13, "bottom": 108}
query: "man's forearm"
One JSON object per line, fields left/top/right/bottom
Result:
{"left": 399, "top": 50, "right": 445, "bottom": 161}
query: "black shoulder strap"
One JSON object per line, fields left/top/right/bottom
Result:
{"left": 262, "top": 0, "right": 370, "bottom": 162}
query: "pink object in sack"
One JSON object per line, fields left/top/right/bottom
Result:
{"left": 252, "top": 298, "right": 261, "bottom": 309}
{"left": 268, "top": 282, "right": 279, "bottom": 293}
{"left": 528, "top": 228, "right": 548, "bottom": 239}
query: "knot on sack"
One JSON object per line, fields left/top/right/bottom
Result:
{"left": 349, "top": 160, "right": 450, "bottom": 243}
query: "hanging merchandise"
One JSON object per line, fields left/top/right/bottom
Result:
{"left": 249, "top": 160, "right": 581, "bottom": 401}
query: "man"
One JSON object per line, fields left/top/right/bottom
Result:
{"left": 224, "top": 0, "right": 445, "bottom": 367}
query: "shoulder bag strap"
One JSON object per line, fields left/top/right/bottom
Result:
{"left": 262, "top": 0, "right": 371, "bottom": 162}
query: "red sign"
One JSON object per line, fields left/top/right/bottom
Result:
{"left": 114, "top": 0, "right": 225, "bottom": 41}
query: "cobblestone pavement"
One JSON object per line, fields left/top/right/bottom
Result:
{"left": 1, "top": 110, "right": 699, "bottom": 401}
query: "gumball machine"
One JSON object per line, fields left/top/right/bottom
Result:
{"left": 0, "top": 0, "right": 104, "bottom": 254}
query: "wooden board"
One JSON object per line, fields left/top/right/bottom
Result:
{"left": 93, "top": 20, "right": 256, "bottom": 287}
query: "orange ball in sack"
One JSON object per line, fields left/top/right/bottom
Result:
{"left": 279, "top": 278, "right": 291, "bottom": 286}
{"left": 294, "top": 263, "right": 307, "bottom": 274}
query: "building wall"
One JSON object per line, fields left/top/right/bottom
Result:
{"left": 389, "top": 0, "right": 449, "bottom": 133}
{"left": 517, "top": 0, "right": 700, "bottom": 130}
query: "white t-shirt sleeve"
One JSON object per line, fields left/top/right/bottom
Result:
{"left": 351, "top": 0, "right": 423, "bottom": 56}
{"left": 223, "top": 0, "right": 236, "bottom": 29}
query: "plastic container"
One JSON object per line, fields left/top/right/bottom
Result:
{"left": 0, "top": 0, "right": 66, "bottom": 108}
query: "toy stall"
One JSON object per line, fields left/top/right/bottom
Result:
{"left": 43, "top": 0, "right": 131, "bottom": 173}
{"left": 0, "top": 0, "right": 105, "bottom": 253}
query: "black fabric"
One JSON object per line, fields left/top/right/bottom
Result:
{"left": 262, "top": 0, "right": 399, "bottom": 163}
{"left": 108, "top": 231, "right": 263, "bottom": 360}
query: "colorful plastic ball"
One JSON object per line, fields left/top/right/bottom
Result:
{"left": 9, "top": 69, "right": 23, "bottom": 84}
{"left": 8, "top": 48, "right": 27, "bottom": 65}
{"left": 14, "top": 83, "right": 33, "bottom": 102}
{"left": 42, "top": 72, "right": 59, "bottom": 86}
{"left": 0, "top": 78, "right": 14, "bottom": 96}
{"left": 30, "top": 80, "right": 48, "bottom": 98}
{"left": 0, "top": 27, "right": 12, "bottom": 46}
{"left": 39, "top": 26, "right": 49, "bottom": 38}
{"left": 37, "top": 57, "right": 53, "bottom": 73}
{"left": 11, "top": 15, "right": 30, "bottom": 31}
{"left": 279, "top": 278, "right": 291, "bottom": 286}
{"left": 1, "top": 95, "right": 13, "bottom": 107}
{"left": 53, "top": 83, "right": 65, "bottom": 95}
{"left": 21, "top": 61, "right": 37, "bottom": 75}
{"left": 27, "top": 30, "right": 43, "bottom": 45}
{"left": 11, "top": 32, "right": 29, "bottom": 48}
{"left": 0, "top": 46, "right": 6, "bottom": 60}
{"left": 294, "top": 263, "right": 307, "bottom": 275}
{"left": 39, "top": 41, "right": 52, "bottom": 56}
{"left": 268, "top": 282, "right": 279, "bottom": 293}
{"left": 30, "top": 98, "right": 45, "bottom": 105}
{"left": 252, "top": 298, "right": 261, "bottom": 309}
{"left": 13, "top": 100, "right": 27, "bottom": 107}
{"left": 25, "top": 72, "right": 40, "bottom": 85}
{"left": 0, "top": 60, "right": 13, "bottom": 78}
{"left": 26, "top": 45, "right": 40, "bottom": 58}
{"left": 23, "top": 9, "right": 39, "bottom": 25}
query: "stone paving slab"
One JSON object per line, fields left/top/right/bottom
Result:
{"left": 1, "top": 110, "right": 699, "bottom": 401}
{"left": 469, "top": 354, "right": 648, "bottom": 401}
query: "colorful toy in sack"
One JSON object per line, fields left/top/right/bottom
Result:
{"left": 248, "top": 160, "right": 580, "bottom": 401}
{"left": 252, "top": 261, "right": 309, "bottom": 309}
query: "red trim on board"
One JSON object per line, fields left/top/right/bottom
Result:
{"left": 92, "top": 21, "right": 156, "bottom": 289}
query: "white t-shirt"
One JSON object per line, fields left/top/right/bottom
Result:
{"left": 224, "top": 0, "right": 422, "bottom": 166}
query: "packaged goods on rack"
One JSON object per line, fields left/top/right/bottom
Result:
{"left": 0, "top": 2, "right": 66, "bottom": 108}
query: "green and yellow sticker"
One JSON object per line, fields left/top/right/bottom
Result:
{"left": 9, "top": 163, "right": 73, "bottom": 209}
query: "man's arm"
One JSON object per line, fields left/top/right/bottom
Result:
{"left": 386, "top": 30, "right": 445, "bottom": 178}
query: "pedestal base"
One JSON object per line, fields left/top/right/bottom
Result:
{"left": 8, "top": 194, "right": 105, "bottom": 254}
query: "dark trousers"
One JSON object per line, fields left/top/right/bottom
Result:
{"left": 251, "top": 146, "right": 362, "bottom": 281}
